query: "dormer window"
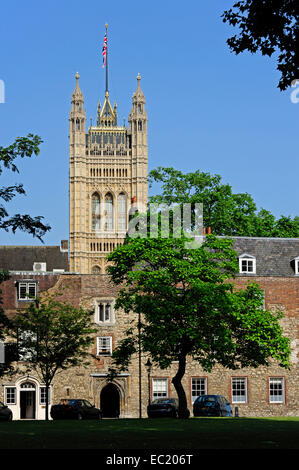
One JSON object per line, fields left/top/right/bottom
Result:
{"left": 239, "top": 254, "right": 256, "bottom": 274}
{"left": 291, "top": 257, "right": 299, "bottom": 275}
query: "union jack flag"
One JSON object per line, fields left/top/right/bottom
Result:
{"left": 102, "top": 33, "right": 107, "bottom": 68}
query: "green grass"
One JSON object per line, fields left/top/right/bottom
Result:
{"left": 1, "top": 417, "right": 299, "bottom": 449}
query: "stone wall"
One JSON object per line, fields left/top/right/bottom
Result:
{"left": 1, "top": 273, "right": 299, "bottom": 418}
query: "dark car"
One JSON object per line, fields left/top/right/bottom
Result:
{"left": 147, "top": 398, "right": 179, "bottom": 418}
{"left": 0, "top": 401, "right": 13, "bottom": 421}
{"left": 193, "top": 395, "right": 233, "bottom": 417}
{"left": 50, "top": 399, "right": 103, "bottom": 420}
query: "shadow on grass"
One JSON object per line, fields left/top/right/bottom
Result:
{"left": 1, "top": 417, "right": 299, "bottom": 449}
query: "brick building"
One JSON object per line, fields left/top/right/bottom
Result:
{"left": 0, "top": 46, "right": 299, "bottom": 418}
{"left": 1, "top": 235, "right": 299, "bottom": 419}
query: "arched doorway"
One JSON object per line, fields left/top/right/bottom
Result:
{"left": 20, "top": 381, "right": 36, "bottom": 419}
{"left": 100, "top": 383, "right": 120, "bottom": 418}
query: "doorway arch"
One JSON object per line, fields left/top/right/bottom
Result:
{"left": 20, "top": 381, "right": 36, "bottom": 419}
{"left": 100, "top": 383, "right": 120, "bottom": 418}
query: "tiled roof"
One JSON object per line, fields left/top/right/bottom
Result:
{"left": 0, "top": 244, "right": 69, "bottom": 272}
{"left": 230, "top": 237, "right": 299, "bottom": 277}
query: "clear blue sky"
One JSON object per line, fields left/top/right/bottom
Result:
{"left": 0, "top": 0, "right": 298, "bottom": 245}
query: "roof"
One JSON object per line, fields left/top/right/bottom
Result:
{"left": 231, "top": 236, "right": 299, "bottom": 277}
{"left": 0, "top": 244, "right": 69, "bottom": 272}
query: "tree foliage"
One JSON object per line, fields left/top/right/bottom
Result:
{"left": 11, "top": 295, "right": 96, "bottom": 420}
{"left": 0, "top": 134, "right": 51, "bottom": 241}
{"left": 0, "top": 134, "right": 51, "bottom": 375}
{"left": 107, "top": 235, "right": 290, "bottom": 418}
{"left": 222, "top": 0, "right": 299, "bottom": 90}
{"left": 149, "top": 167, "right": 299, "bottom": 237}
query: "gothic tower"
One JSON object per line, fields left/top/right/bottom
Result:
{"left": 69, "top": 54, "right": 148, "bottom": 274}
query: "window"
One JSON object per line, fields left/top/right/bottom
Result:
{"left": 104, "top": 193, "right": 114, "bottom": 231}
{"left": 5, "top": 387, "right": 16, "bottom": 405}
{"left": 18, "top": 331, "right": 36, "bottom": 361}
{"left": 232, "top": 377, "right": 247, "bottom": 403}
{"left": 191, "top": 378, "right": 207, "bottom": 404}
{"left": 40, "top": 387, "right": 51, "bottom": 405}
{"left": 118, "top": 193, "right": 127, "bottom": 231}
{"left": 92, "top": 193, "right": 101, "bottom": 230}
{"left": 152, "top": 378, "right": 168, "bottom": 400}
{"left": 92, "top": 266, "right": 101, "bottom": 274}
{"left": 291, "top": 257, "right": 299, "bottom": 275}
{"left": 269, "top": 377, "right": 285, "bottom": 403}
{"left": 97, "top": 301, "right": 114, "bottom": 324}
{"left": 239, "top": 254, "right": 256, "bottom": 274}
{"left": 97, "top": 336, "right": 112, "bottom": 356}
{"left": 18, "top": 282, "right": 37, "bottom": 300}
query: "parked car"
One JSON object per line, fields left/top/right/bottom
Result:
{"left": 50, "top": 399, "right": 103, "bottom": 420}
{"left": 193, "top": 395, "right": 233, "bottom": 417}
{"left": 147, "top": 398, "right": 179, "bottom": 418}
{"left": 0, "top": 401, "right": 13, "bottom": 421}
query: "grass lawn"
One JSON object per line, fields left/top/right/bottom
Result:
{"left": 1, "top": 417, "right": 299, "bottom": 449}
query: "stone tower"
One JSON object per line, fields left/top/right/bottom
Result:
{"left": 69, "top": 66, "right": 148, "bottom": 274}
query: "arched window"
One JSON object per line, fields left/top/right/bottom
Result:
{"left": 92, "top": 193, "right": 101, "bottom": 230}
{"left": 105, "top": 193, "right": 114, "bottom": 231}
{"left": 118, "top": 193, "right": 127, "bottom": 231}
{"left": 92, "top": 266, "right": 101, "bottom": 274}
{"left": 20, "top": 382, "right": 36, "bottom": 389}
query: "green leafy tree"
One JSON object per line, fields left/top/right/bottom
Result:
{"left": 222, "top": 0, "right": 298, "bottom": 90}
{"left": 0, "top": 134, "right": 51, "bottom": 375}
{"left": 12, "top": 296, "right": 96, "bottom": 420}
{"left": 0, "top": 134, "right": 50, "bottom": 240}
{"left": 149, "top": 167, "right": 299, "bottom": 237}
{"left": 107, "top": 235, "right": 290, "bottom": 418}
{"left": 0, "top": 270, "right": 17, "bottom": 378}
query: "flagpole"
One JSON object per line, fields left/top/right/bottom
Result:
{"left": 105, "top": 23, "right": 108, "bottom": 94}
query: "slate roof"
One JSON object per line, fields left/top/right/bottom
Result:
{"left": 0, "top": 237, "right": 298, "bottom": 277}
{"left": 0, "top": 244, "right": 69, "bottom": 272}
{"left": 230, "top": 237, "right": 299, "bottom": 277}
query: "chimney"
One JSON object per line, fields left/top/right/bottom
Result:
{"left": 60, "top": 240, "right": 68, "bottom": 252}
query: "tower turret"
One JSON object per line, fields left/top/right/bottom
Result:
{"left": 128, "top": 74, "right": 148, "bottom": 210}
{"left": 69, "top": 72, "right": 87, "bottom": 273}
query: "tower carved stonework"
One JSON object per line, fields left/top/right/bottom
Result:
{"left": 69, "top": 73, "right": 148, "bottom": 274}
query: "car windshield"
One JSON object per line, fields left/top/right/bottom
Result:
{"left": 152, "top": 399, "right": 174, "bottom": 404}
{"left": 197, "top": 396, "right": 217, "bottom": 403}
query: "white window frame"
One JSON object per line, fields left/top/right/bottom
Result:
{"left": 5, "top": 387, "right": 17, "bottom": 405}
{"left": 94, "top": 300, "right": 115, "bottom": 325}
{"left": 96, "top": 336, "right": 112, "bottom": 356}
{"left": 191, "top": 377, "right": 207, "bottom": 404}
{"left": 18, "top": 330, "right": 37, "bottom": 361}
{"left": 40, "top": 387, "right": 51, "bottom": 405}
{"left": 231, "top": 377, "right": 248, "bottom": 404}
{"left": 152, "top": 378, "right": 168, "bottom": 400}
{"left": 291, "top": 257, "right": 299, "bottom": 275}
{"left": 239, "top": 254, "right": 256, "bottom": 274}
{"left": 269, "top": 377, "right": 285, "bottom": 404}
{"left": 17, "top": 281, "right": 37, "bottom": 301}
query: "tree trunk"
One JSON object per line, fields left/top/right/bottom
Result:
{"left": 172, "top": 354, "right": 190, "bottom": 419}
{"left": 45, "top": 381, "right": 50, "bottom": 421}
